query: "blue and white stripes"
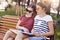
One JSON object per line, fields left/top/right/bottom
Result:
{"left": 29, "top": 15, "right": 53, "bottom": 40}
{"left": 34, "top": 19, "right": 49, "bottom": 33}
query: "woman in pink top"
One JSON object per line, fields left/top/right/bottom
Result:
{"left": 3, "top": 4, "right": 37, "bottom": 40}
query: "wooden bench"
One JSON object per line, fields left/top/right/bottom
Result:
{"left": 0, "top": 15, "right": 19, "bottom": 40}
{"left": 0, "top": 15, "right": 54, "bottom": 40}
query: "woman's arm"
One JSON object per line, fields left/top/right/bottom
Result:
{"left": 16, "top": 19, "right": 21, "bottom": 29}
{"left": 32, "top": 21, "right": 54, "bottom": 37}
{"left": 40, "top": 21, "right": 54, "bottom": 36}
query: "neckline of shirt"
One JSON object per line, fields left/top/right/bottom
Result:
{"left": 37, "top": 15, "right": 48, "bottom": 19}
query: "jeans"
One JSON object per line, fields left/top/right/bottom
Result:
{"left": 29, "top": 37, "right": 46, "bottom": 40}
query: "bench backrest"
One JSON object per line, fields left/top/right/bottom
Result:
{"left": 0, "top": 15, "right": 19, "bottom": 34}
{"left": 0, "top": 15, "right": 55, "bottom": 40}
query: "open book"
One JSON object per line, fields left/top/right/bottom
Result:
{"left": 22, "top": 32, "right": 33, "bottom": 35}
{"left": 10, "top": 29, "right": 34, "bottom": 36}
{"left": 22, "top": 32, "right": 34, "bottom": 36}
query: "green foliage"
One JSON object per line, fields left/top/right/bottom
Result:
{"left": 0, "top": 8, "right": 17, "bottom": 17}
{"left": 50, "top": 13, "right": 57, "bottom": 20}
{"left": 51, "top": 13, "right": 60, "bottom": 40}
{"left": 0, "top": 7, "right": 27, "bottom": 17}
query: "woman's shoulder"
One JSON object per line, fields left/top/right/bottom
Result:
{"left": 44, "top": 15, "right": 52, "bottom": 18}
{"left": 45, "top": 15, "right": 53, "bottom": 22}
{"left": 20, "top": 15, "right": 25, "bottom": 17}
{"left": 19, "top": 15, "right": 25, "bottom": 19}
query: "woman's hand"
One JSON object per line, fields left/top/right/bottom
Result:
{"left": 31, "top": 29, "right": 40, "bottom": 37}
{"left": 33, "top": 32, "right": 40, "bottom": 37}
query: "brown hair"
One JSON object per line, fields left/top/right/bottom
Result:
{"left": 37, "top": 2, "right": 47, "bottom": 12}
{"left": 28, "top": 4, "right": 37, "bottom": 18}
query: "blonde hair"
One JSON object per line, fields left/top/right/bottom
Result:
{"left": 37, "top": 2, "right": 47, "bottom": 12}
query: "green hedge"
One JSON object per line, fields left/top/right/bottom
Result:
{"left": 51, "top": 13, "right": 60, "bottom": 40}
{"left": 0, "top": 8, "right": 16, "bottom": 17}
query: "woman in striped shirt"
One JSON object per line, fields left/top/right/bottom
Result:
{"left": 24, "top": 2, "right": 54, "bottom": 40}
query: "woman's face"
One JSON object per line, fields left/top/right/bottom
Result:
{"left": 36, "top": 5, "right": 44, "bottom": 14}
{"left": 26, "top": 7, "right": 33, "bottom": 14}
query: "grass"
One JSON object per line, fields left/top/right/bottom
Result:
{"left": 0, "top": 8, "right": 17, "bottom": 17}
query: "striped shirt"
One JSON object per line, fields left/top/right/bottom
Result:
{"left": 33, "top": 15, "right": 53, "bottom": 39}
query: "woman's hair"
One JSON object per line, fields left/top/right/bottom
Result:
{"left": 37, "top": 2, "right": 47, "bottom": 12}
{"left": 27, "top": 4, "right": 37, "bottom": 18}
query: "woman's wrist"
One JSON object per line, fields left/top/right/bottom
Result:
{"left": 39, "top": 33, "right": 43, "bottom": 36}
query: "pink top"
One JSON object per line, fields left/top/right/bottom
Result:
{"left": 19, "top": 15, "right": 34, "bottom": 32}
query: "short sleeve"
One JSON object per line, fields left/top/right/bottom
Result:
{"left": 19, "top": 15, "right": 25, "bottom": 20}
{"left": 46, "top": 15, "right": 53, "bottom": 22}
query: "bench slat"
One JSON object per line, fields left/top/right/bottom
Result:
{"left": 0, "top": 15, "right": 18, "bottom": 33}
{"left": 1, "top": 18, "right": 18, "bottom": 23}
{"left": 0, "top": 23, "right": 16, "bottom": 27}
{"left": 0, "top": 26, "right": 16, "bottom": 29}
{"left": 0, "top": 15, "right": 19, "bottom": 40}
{"left": 2, "top": 15, "right": 19, "bottom": 20}
{"left": 0, "top": 20, "right": 17, "bottom": 25}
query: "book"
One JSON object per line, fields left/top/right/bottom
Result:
{"left": 10, "top": 29, "right": 34, "bottom": 36}
{"left": 22, "top": 32, "right": 33, "bottom": 35}
{"left": 22, "top": 32, "right": 34, "bottom": 36}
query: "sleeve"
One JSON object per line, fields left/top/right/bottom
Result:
{"left": 46, "top": 15, "right": 53, "bottom": 22}
{"left": 19, "top": 15, "right": 24, "bottom": 20}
